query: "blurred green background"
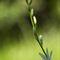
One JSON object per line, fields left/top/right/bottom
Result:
{"left": 0, "top": 0, "right": 60, "bottom": 60}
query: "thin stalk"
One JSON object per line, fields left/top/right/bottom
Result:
{"left": 33, "top": 30, "right": 48, "bottom": 59}
{"left": 27, "top": 2, "right": 48, "bottom": 59}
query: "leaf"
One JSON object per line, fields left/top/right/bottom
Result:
{"left": 39, "top": 48, "right": 52, "bottom": 60}
{"left": 50, "top": 50, "right": 52, "bottom": 60}
{"left": 46, "top": 48, "right": 49, "bottom": 57}
{"left": 39, "top": 53, "right": 46, "bottom": 60}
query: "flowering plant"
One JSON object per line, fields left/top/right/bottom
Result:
{"left": 26, "top": 0, "right": 52, "bottom": 60}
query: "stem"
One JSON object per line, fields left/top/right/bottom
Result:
{"left": 27, "top": 1, "right": 48, "bottom": 59}
{"left": 34, "top": 31, "right": 48, "bottom": 59}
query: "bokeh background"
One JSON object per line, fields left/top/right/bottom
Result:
{"left": 0, "top": 0, "right": 60, "bottom": 60}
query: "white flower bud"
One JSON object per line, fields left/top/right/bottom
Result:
{"left": 31, "top": 8, "right": 34, "bottom": 16}
{"left": 39, "top": 35, "right": 43, "bottom": 40}
{"left": 33, "top": 16, "right": 37, "bottom": 24}
{"left": 38, "top": 35, "right": 43, "bottom": 45}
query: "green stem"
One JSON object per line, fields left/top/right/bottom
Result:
{"left": 34, "top": 31, "right": 48, "bottom": 59}
{"left": 27, "top": 2, "right": 48, "bottom": 59}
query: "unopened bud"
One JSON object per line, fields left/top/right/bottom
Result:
{"left": 39, "top": 35, "right": 43, "bottom": 40}
{"left": 38, "top": 35, "right": 43, "bottom": 46}
{"left": 33, "top": 16, "right": 37, "bottom": 24}
{"left": 31, "top": 8, "right": 34, "bottom": 16}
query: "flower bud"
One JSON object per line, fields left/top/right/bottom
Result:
{"left": 31, "top": 8, "right": 34, "bottom": 16}
{"left": 33, "top": 16, "right": 37, "bottom": 24}
{"left": 39, "top": 35, "right": 43, "bottom": 40}
{"left": 38, "top": 35, "right": 43, "bottom": 46}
